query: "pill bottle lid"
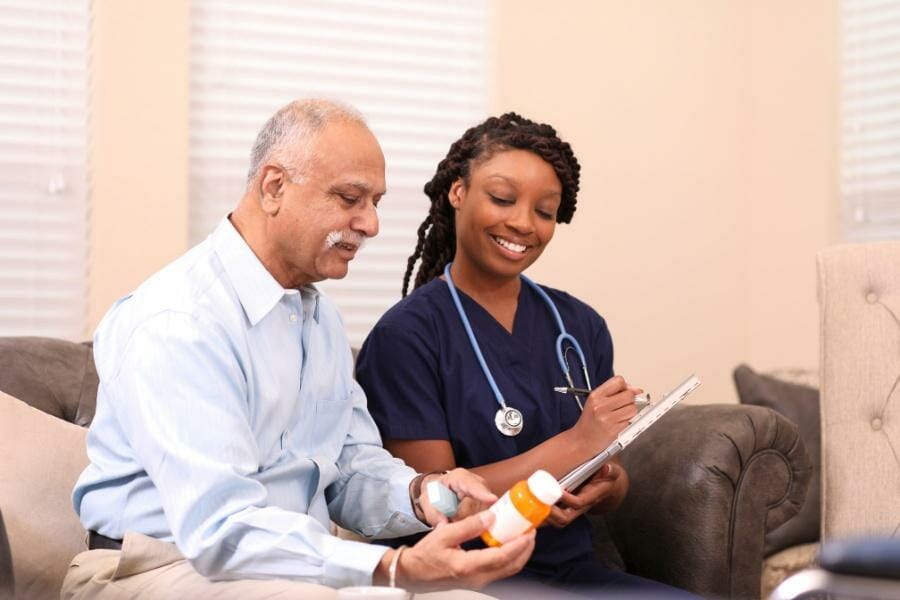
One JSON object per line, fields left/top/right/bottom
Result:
{"left": 527, "top": 470, "right": 563, "bottom": 505}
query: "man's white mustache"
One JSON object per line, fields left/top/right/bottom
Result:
{"left": 325, "top": 230, "right": 367, "bottom": 250}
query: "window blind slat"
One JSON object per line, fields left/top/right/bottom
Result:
{"left": 190, "top": 0, "right": 486, "bottom": 346}
{"left": 0, "top": 0, "right": 89, "bottom": 339}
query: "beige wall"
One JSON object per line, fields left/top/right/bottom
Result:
{"left": 492, "top": 0, "right": 838, "bottom": 403}
{"left": 86, "top": 1, "right": 839, "bottom": 404}
{"left": 88, "top": 1, "right": 190, "bottom": 331}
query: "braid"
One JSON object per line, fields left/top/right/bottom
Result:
{"left": 401, "top": 113, "right": 581, "bottom": 297}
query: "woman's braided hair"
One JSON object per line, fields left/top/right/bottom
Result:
{"left": 402, "top": 112, "right": 581, "bottom": 297}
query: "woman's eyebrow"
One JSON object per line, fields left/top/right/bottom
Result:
{"left": 484, "top": 174, "right": 560, "bottom": 199}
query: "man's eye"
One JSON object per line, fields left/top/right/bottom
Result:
{"left": 339, "top": 194, "right": 359, "bottom": 205}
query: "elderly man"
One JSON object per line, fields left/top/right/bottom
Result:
{"left": 63, "top": 99, "right": 534, "bottom": 599}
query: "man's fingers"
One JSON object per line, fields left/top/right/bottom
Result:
{"left": 426, "top": 507, "right": 449, "bottom": 526}
{"left": 465, "top": 530, "right": 535, "bottom": 577}
{"left": 443, "top": 470, "right": 497, "bottom": 505}
{"left": 449, "top": 480, "right": 497, "bottom": 505}
{"left": 434, "top": 510, "right": 494, "bottom": 546}
{"left": 493, "top": 530, "right": 535, "bottom": 573}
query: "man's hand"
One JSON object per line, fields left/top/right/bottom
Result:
{"left": 379, "top": 510, "right": 535, "bottom": 591}
{"left": 415, "top": 468, "right": 496, "bottom": 526}
{"left": 545, "top": 462, "right": 628, "bottom": 528}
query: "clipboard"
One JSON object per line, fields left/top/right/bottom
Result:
{"left": 558, "top": 374, "right": 701, "bottom": 491}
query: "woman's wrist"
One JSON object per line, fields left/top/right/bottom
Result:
{"left": 561, "top": 426, "right": 592, "bottom": 460}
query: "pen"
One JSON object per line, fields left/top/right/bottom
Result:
{"left": 554, "top": 387, "right": 652, "bottom": 408}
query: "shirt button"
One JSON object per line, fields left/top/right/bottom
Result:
{"left": 872, "top": 417, "right": 883, "bottom": 431}
{"left": 289, "top": 314, "right": 298, "bottom": 323}
{"left": 866, "top": 292, "right": 878, "bottom": 304}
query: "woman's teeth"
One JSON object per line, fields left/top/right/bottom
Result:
{"left": 491, "top": 235, "right": 526, "bottom": 254}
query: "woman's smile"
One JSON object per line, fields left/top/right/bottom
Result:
{"left": 489, "top": 233, "right": 531, "bottom": 259}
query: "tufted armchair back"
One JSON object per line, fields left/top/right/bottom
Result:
{"left": 817, "top": 241, "right": 900, "bottom": 538}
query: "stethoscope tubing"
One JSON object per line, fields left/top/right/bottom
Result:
{"left": 443, "top": 262, "right": 592, "bottom": 414}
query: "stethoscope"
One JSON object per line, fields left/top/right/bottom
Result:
{"left": 444, "top": 262, "right": 593, "bottom": 437}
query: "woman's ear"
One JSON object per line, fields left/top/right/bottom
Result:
{"left": 258, "top": 164, "right": 286, "bottom": 216}
{"left": 448, "top": 179, "right": 465, "bottom": 209}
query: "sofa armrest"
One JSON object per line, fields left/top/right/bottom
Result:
{"left": 596, "top": 403, "right": 812, "bottom": 599}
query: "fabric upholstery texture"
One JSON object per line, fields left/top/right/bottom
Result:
{"left": 0, "top": 391, "right": 89, "bottom": 600}
{"left": 603, "top": 403, "right": 812, "bottom": 599}
{"left": 817, "top": 241, "right": 900, "bottom": 538}
{"left": 760, "top": 542, "right": 819, "bottom": 598}
{"left": 0, "top": 337, "right": 96, "bottom": 427}
{"left": 733, "top": 364, "right": 821, "bottom": 555}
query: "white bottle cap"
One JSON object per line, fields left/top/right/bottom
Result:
{"left": 527, "top": 469, "right": 563, "bottom": 505}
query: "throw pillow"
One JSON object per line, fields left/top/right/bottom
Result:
{"left": 0, "top": 391, "right": 89, "bottom": 599}
{"left": 733, "top": 364, "right": 821, "bottom": 556}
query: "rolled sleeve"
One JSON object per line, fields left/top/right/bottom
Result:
{"left": 326, "top": 380, "right": 430, "bottom": 539}
{"left": 323, "top": 539, "right": 390, "bottom": 588}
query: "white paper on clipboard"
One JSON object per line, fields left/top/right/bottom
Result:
{"left": 558, "top": 374, "right": 701, "bottom": 491}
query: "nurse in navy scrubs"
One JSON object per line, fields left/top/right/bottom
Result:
{"left": 356, "top": 113, "right": 688, "bottom": 597}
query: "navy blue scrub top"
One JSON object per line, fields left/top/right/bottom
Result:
{"left": 356, "top": 277, "right": 614, "bottom": 569}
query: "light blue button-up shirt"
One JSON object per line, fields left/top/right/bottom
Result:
{"left": 73, "top": 217, "right": 427, "bottom": 587}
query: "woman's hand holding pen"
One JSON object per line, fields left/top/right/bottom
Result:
{"left": 569, "top": 375, "right": 642, "bottom": 455}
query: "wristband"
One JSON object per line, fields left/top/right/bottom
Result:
{"left": 409, "top": 470, "right": 447, "bottom": 522}
{"left": 389, "top": 545, "right": 408, "bottom": 588}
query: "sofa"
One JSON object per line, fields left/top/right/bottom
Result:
{"left": 0, "top": 336, "right": 812, "bottom": 599}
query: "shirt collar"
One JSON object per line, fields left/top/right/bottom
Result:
{"left": 212, "top": 216, "right": 320, "bottom": 326}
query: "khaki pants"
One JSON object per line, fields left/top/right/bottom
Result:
{"left": 61, "top": 532, "right": 493, "bottom": 600}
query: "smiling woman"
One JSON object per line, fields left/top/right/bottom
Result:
{"left": 356, "top": 114, "right": 696, "bottom": 597}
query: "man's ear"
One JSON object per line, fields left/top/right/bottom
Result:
{"left": 258, "top": 165, "right": 286, "bottom": 216}
{"left": 448, "top": 179, "right": 465, "bottom": 209}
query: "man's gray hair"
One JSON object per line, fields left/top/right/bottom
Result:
{"left": 246, "top": 99, "right": 366, "bottom": 185}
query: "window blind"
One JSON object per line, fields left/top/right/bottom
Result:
{"left": 0, "top": 0, "right": 90, "bottom": 339}
{"left": 841, "top": 0, "right": 900, "bottom": 240}
{"left": 190, "top": 0, "right": 487, "bottom": 346}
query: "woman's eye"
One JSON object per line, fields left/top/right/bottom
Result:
{"left": 537, "top": 208, "right": 556, "bottom": 220}
{"left": 489, "top": 194, "right": 513, "bottom": 205}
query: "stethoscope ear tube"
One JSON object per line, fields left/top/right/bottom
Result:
{"left": 522, "top": 275, "right": 593, "bottom": 401}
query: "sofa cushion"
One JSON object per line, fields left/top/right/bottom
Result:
{"left": 0, "top": 390, "right": 89, "bottom": 599}
{"left": 760, "top": 542, "right": 818, "bottom": 598}
{"left": 733, "top": 364, "right": 821, "bottom": 555}
{"left": 0, "top": 337, "right": 98, "bottom": 427}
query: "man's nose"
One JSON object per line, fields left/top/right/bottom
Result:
{"left": 352, "top": 201, "right": 379, "bottom": 238}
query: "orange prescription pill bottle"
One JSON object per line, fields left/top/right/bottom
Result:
{"left": 481, "top": 470, "right": 563, "bottom": 547}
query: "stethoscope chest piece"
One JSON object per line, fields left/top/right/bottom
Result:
{"left": 495, "top": 407, "right": 524, "bottom": 437}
